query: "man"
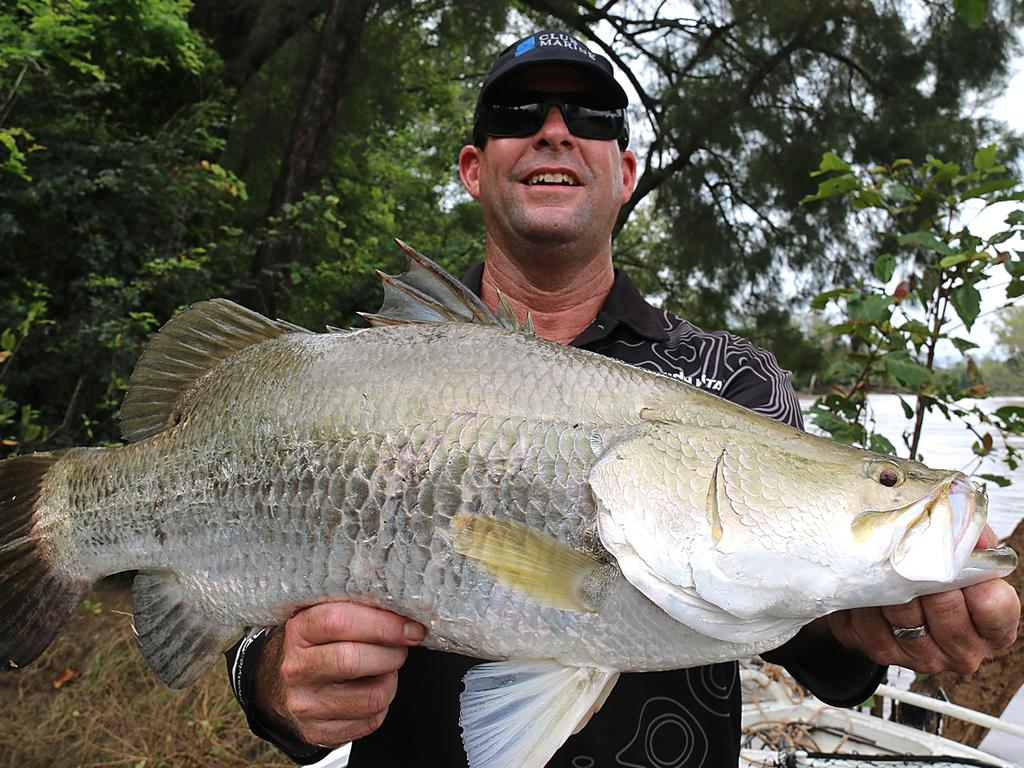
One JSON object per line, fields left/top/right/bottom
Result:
{"left": 228, "top": 30, "right": 1020, "bottom": 766}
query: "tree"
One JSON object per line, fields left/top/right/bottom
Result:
{"left": 514, "top": 0, "right": 1023, "bottom": 327}
{"left": 993, "top": 303, "right": 1024, "bottom": 364}
{"left": 244, "top": 0, "right": 376, "bottom": 316}
{"left": 0, "top": 0, "right": 248, "bottom": 452}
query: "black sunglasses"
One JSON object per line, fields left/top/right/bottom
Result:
{"left": 477, "top": 90, "right": 629, "bottom": 148}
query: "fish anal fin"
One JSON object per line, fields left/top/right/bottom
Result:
{"left": 131, "top": 572, "right": 241, "bottom": 688}
{"left": 451, "top": 514, "right": 613, "bottom": 612}
{"left": 120, "top": 299, "right": 311, "bottom": 443}
{"left": 459, "top": 660, "right": 618, "bottom": 768}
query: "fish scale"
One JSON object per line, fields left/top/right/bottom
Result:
{"left": 0, "top": 245, "right": 1015, "bottom": 768}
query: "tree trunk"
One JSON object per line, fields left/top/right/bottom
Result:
{"left": 909, "top": 518, "right": 1024, "bottom": 746}
{"left": 245, "top": 0, "right": 375, "bottom": 316}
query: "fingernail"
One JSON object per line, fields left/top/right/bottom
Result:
{"left": 404, "top": 621, "right": 426, "bottom": 643}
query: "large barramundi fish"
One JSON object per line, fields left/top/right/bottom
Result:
{"left": 0, "top": 242, "right": 1016, "bottom": 768}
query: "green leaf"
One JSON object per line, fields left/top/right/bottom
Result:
{"left": 978, "top": 473, "right": 1011, "bottom": 488}
{"left": 873, "top": 253, "right": 897, "bottom": 283}
{"left": 888, "top": 183, "right": 917, "bottom": 202}
{"left": 938, "top": 253, "right": 969, "bottom": 268}
{"left": 927, "top": 158, "right": 961, "bottom": 182}
{"left": 988, "top": 230, "right": 1015, "bottom": 245}
{"left": 950, "top": 283, "right": 982, "bottom": 329}
{"left": 868, "top": 433, "right": 897, "bottom": 455}
{"left": 954, "top": 0, "right": 987, "bottom": 27}
{"left": 898, "top": 321, "right": 931, "bottom": 346}
{"left": 884, "top": 351, "right": 931, "bottom": 389}
{"left": 801, "top": 173, "right": 859, "bottom": 203}
{"left": 951, "top": 337, "right": 979, "bottom": 352}
{"left": 972, "top": 144, "right": 998, "bottom": 172}
{"left": 995, "top": 406, "right": 1024, "bottom": 433}
{"left": 811, "top": 287, "right": 857, "bottom": 310}
{"left": 898, "top": 231, "right": 955, "bottom": 256}
{"left": 849, "top": 295, "right": 892, "bottom": 324}
{"left": 852, "top": 190, "right": 885, "bottom": 209}
{"left": 1007, "top": 280, "right": 1024, "bottom": 299}
{"left": 811, "top": 151, "right": 851, "bottom": 175}
{"left": 898, "top": 396, "right": 915, "bottom": 419}
{"left": 960, "top": 178, "right": 1015, "bottom": 198}
{"left": 0, "top": 329, "right": 15, "bottom": 352}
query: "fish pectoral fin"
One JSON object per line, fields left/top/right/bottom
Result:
{"left": 460, "top": 660, "right": 618, "bottom": 768}
{"left": 131, "top": 571, "right": 242, "bottom": 689}
{"left": 451, "top": 513, "right": 614, "bottom": 612}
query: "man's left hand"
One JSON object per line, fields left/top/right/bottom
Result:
{"left": 824, "top": 525, "right": 1020, "bottom": 675}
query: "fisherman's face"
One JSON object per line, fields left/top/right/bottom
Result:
{"left": 459, "top": 66, "right": 637, "bottom": 254}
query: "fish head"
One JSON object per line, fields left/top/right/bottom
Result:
{"left": 846, "top": 456, "right": 986, "bottom": 583}
{"left": 592, "top": 426, "right": 1016, "bottom": 641}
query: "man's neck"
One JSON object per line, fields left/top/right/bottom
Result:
{"left": 480, "top": 245, "right": 615, "bottom": 345}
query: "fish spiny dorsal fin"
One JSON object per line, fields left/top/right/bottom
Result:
{"left": 120, "top": 299, "right": 312, "bottom": 443}
{"left": 494, "top": 291, "right": 521, "bottom": 330}
{"left": 359, "top": 239, "right": 523, "bottom": 331}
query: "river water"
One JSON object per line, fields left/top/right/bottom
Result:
{"left": 801, "top": 393, "right": 1024, "bottom": 762}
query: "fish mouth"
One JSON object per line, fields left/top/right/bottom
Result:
{"left": 853, "top": 474, "right": 989, "bottom": 582}
{"left": 891, "top": 475, "right": 986, "bottom": 581}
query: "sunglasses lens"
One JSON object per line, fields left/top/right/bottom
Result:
{"left": 483, "top": 91, "right": 626, "bottom": 144}
{"left": 485, "top": 103, "right": 547, "bottom": 137}
{"left": 563, "top": 104, "right": 623, "bottom": 140}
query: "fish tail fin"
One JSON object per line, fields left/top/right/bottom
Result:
{"left": 0, "top": 451, "right": 90, "bottom": 671}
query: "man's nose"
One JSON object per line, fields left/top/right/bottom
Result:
{"left": 532, "top": 105, "right": 573, "bottom": 147}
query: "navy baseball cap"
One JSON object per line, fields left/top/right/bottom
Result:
{"left": 478, "top": 30, "right": 629, "bottom": 108}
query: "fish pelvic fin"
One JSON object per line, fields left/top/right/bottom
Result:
{"left": 460, "top": 660, "right": 619, "bottom": 768}
{"left": 120, "top": 299, "right": 312, "bottom": 443}
{"left": 131, "top": 571, "right": 242, "bottom": 688}
{"left": 451, "top": 513, "right": 615, "bottom": 612}
{"left": 0, "top": 451, "right": 91, "bottom": 671}
{"left": 358, "top": 239, "right": 534, "bottom": 334}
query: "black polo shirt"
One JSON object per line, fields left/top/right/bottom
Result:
{"left": 228, "top": 264, "right": 883, "bottom": 767}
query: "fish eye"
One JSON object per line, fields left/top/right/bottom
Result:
{"left": 875, "top": 462, "right": 905, "bottom": 488}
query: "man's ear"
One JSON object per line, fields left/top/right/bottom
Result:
{"left": 620, "top": 149, "right": 637, "bottom": 203}
{"left": 459, "top": 145, "right": 483, "bottom": 199}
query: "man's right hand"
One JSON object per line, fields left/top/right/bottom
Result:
{"left": 252, "top": 602, "right": 427, "bottom": 749}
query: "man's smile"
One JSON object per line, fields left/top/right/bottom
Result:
{"left": 523, "top": 171, "right": 580, "bottom": 186}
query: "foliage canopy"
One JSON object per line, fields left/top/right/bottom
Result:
{"left": 1, "top": 0, "right": 1021, "bottom": 454}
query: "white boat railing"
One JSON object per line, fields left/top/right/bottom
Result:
{"left": 742, "top": 668, "right": 1024, "bottom": 744}
{"left": 875, "top": 684, "right": 1024, "bottom": 742}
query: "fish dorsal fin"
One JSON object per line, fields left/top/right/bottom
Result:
{"left": 460, "top": 660, "right": 618, "bottom": 768}
{"left": 120, "top": 299, "right": 310, "bottom": 442}
{"left": 359, "top": 239, "right": 530, "bottom": 333}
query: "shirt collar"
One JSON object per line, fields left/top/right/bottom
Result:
{"left": 459, "top": 262, "right": 668, "bottom": 346}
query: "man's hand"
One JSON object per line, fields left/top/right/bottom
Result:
{"left": 824, "top": 525, "right": 1020, "bottom": 675}
{"left": 253, "top": 602, "right": 427, "bottom": 749}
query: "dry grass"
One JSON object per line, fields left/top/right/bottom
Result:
{"left": 0, "top": 579, "right": 290, "bottom": 768}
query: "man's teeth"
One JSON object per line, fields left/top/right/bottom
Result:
{"left": 526, "top": 172, "right": 578, "bottom": 186}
